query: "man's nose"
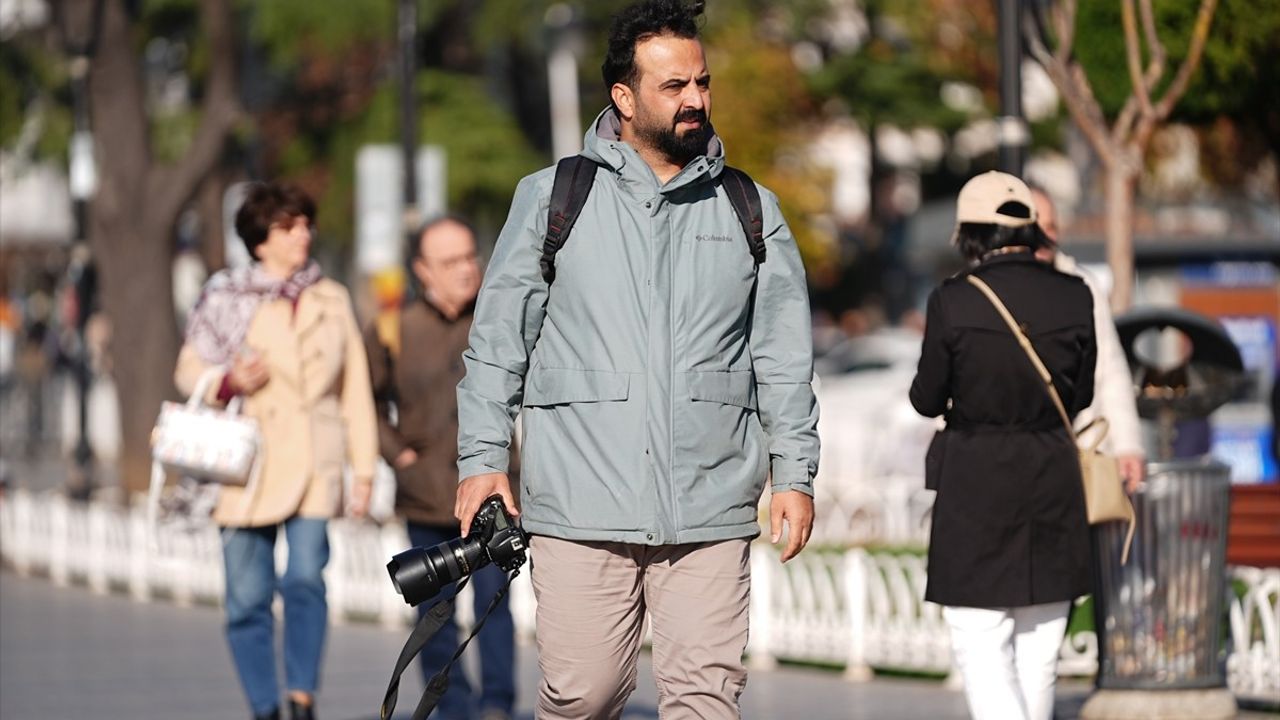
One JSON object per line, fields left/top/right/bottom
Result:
{"left": 681, "top": 83, "right": 705, "bottom": 109}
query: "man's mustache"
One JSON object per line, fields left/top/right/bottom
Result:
{"left": 674, "top": 108, "right": 707, "bottom": 127}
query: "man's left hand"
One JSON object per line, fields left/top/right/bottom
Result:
{"left": 1118, "top": 454, "right": 1146, "bottom": 494}
{"left": 770, "top": 490, "right": 815, "bottom": 563}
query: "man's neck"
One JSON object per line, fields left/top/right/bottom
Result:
{"left": 636, "top": 145, "right": 686, "bottom": 185}
{"left": 619, "top": 125, "right": 685, "bottom": 185}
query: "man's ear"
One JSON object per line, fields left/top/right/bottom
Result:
{"left": 611, "top": 83, "right": 635, "bottom": 121}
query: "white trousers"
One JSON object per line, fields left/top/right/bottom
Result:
{"left": 943, "top": 601, "right": 1071, "bottom": 720}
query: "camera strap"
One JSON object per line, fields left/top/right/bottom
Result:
{"left": 379, "top": 567, "right": 523, "bottom": 720}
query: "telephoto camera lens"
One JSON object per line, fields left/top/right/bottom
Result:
{"left": 387, "top": 534, "right": 488, "bottom": 607}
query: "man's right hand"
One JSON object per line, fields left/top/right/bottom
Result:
{"left": 228, "top": 351, "right": 270, "bottom": 395}
{"left": 393, "top": 448, "right": 418, "bottom": 469}
{"left": 455, "top": 472, "right": 518, "bottom": 538}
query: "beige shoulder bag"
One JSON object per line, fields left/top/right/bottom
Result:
{"left": 967, "top": 275, "right": 1135, "bottom": 564}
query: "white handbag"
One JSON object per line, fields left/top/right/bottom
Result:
{"left": 148, "top": 368, "right": 263, "bottom": 532}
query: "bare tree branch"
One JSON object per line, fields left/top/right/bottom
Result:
{"left": 1023, "top": 5, "right": 1116, "bottom": 165}
{"left": 1052, "top": 0, "right": 1077, "bottom": 66}
{"left": 1114, "top": 97, "right": 1139, "bottom": 144}
{"left": 1023, "top": 8, "right": 1054, "bottom": 67}
{"left": 147, "top": 0, "right": 242, "bottom": 225}
{"left": 1151, "top": 0, "right": 1218, "bottom": 120}
{"left": 1114, "top": 0, "right": 1171, "bottom": 145}
{"left": 1138, "top": 0, "right": 1167, "bottom": 72}
{"left": 1122, "top": 0, "right": 1155, "bottom": 119}
{"left": 1066, "top": 62, "right": 1117, "bottom": 164}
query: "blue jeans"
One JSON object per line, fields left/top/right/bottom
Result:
{"left": 407, "top": 521, "right": 516, "bottom": 720}
{"left": 222, "top": 517, "right": 330, "bottom": 717}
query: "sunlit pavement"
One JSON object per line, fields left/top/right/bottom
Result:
{"left": 6, "top": 565, "right": 1276, "bottom": 719}
{"left": 0, "top": 568, "right": 975, "bottom": 720}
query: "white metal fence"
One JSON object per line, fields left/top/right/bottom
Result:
{"left": 2, "top": 488, "right": 1275, "bottom": 705}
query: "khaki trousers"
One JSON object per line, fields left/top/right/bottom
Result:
{"left": 529, "top": 535, "right": 751, "bottom": 720}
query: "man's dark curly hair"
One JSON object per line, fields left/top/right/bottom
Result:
{"left": 602, "top": 0, "right": 704, "bottom": 109}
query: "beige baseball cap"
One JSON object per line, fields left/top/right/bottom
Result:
{"left": 955, "top": 171, "right": 1038, "bottom": 227}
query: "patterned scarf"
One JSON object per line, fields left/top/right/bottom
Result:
{"left": 184, "top": 260, "right": 324, "bottom": 365}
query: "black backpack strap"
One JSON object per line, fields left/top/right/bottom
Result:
{"left": 541, "top": 156, "right": 601, "bottom": 284}
{"left": 719, "top": 166, "right": 766, "bottom": 266}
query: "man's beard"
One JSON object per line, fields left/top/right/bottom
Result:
{"left": 635, "top": 107, "right": 712, "bottom": 165}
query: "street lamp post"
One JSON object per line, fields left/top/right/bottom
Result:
{"left": 398, "top": 0, "right": 419, "bottom": 247}
{"left": 996, "top": 0, "right": 1027, "bottom": 175}
{"left": 545, "top": 3, "right": 584, "bottom": 161}
{"left": 58, "top": 0, "right": 105, "bottom": 500}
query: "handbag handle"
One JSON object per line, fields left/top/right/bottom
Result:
{"left": 1077, "top": 417, "right": 1110, "bottom": 453}
{"left": 187, "top": 367, "right": 243, "bottom": 415}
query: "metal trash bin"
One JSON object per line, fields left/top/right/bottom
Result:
{"left": 1082, "top": 308, "right": 1247, "bottom": 718}
{"left": 1092, "top": 459, "right": 1232, "bottom": 688}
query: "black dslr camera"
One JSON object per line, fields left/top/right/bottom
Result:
{"left": 386, "top": 495, "right": 528, "bottom": 607}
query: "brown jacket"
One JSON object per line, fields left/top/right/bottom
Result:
{"left": 365, "top": 296, "right": 518, "bottom": 527}
{"left": 176, "top": 278, "right": 378, "bottom": 527}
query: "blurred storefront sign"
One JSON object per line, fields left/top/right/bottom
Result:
{"left": 0, "top": 157, "right": 73, "bottom": 247}
{"left": 355, "top": 144, "right": 445, "bottom": 275}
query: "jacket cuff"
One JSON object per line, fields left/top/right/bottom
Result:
{"left": 770, "top": 459, "right": 815, "bottom": 497}
{"left": 215, "top": 375, "right": 238, "bottom": 404}
{"left": 458, "top": 450, "right": 510, "bottom": 480}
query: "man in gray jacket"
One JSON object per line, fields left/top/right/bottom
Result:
{"left": 454, "top": 1, "right": 820, "bottom": 717}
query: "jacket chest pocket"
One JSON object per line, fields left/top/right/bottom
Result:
{"left": 523, "top": 368, "right": 630, "bottom": 407}
{"left": 678, "top": 370, "right": 765, "bottom": 527}
{"left": 683, "top": 370, "right": 759, "bottom": 459}
{"left": 519, "top": 368, "right": 637, "bottom": 524}
{"left": 687, "top": 370, "right": 756, "bottom": 411}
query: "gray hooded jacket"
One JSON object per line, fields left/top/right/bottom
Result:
{"left": 457, "top": 108, "right": 819, "bottom": 545}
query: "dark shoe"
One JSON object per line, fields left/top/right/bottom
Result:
{"left": 253, "top": 709, "right": 280, "bottom": 720}
{"left": 287, "top": 699, "right": 315, "bottom": 720}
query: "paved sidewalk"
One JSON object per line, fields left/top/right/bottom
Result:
{"left": 5, "top": 570, "right": 1274, "bottom": 719}
{"left": 0, "top": 570, "right": 978, "bottom": 720}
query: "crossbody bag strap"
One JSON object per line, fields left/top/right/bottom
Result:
{"left": 966, "top": 275, "right": 1075, "bottom": 438}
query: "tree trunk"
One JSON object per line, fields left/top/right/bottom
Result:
{"left": 78, "top": 0, "right": 239, "bottom": 497}
{"left": 197, "top": 169, "right": 231, "bottom": 273}
{"left": 84, "top": 0, "right": 170, "bottom": 497}
{"left": 1103, "top": 164, "right": 1138, "bottom": 314}
{"left": 93, "top": 221, "right": 180, "bottom": 496}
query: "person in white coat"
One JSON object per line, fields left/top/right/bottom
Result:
{"left": 1030, "top": 187, "right": 1145, "bottom": 492}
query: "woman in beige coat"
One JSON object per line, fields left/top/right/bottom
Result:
{"left": 176, "top": 183, "right": 376, "bottom": 720}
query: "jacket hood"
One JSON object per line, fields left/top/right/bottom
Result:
{"left": 580, "top": 106, "right": 726, "bottom": 193}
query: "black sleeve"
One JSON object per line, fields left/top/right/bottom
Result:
{"left": 1070, "top": 289, "right": 1097, "bottom": 416}
{"left": 910, "top": 288, "right": 952, "bottom": 418}
{"left": 363, "top": 319, "right": 408, "bottom": 464}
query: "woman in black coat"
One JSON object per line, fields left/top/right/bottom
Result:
{"left": 909, "top": 172, "right": 1096, "bottom": 720}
